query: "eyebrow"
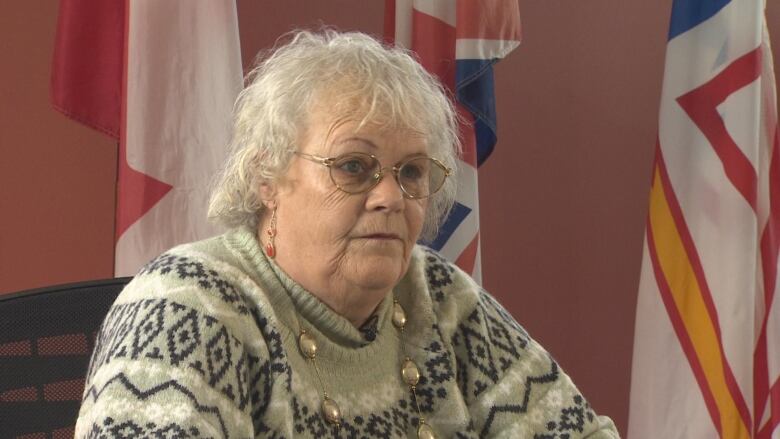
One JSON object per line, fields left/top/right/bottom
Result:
{"left": 334, "top": 137, "right": 378, "bottom": 149}
{"left": 329, "top": 136, "right": 431, "bottom": 161}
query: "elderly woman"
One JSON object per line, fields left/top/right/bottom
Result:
{"left": 75, "top": 30, "right": 619, "bottom": 438}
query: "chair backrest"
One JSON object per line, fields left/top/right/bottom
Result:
{"left": 0, "top": 278, "right": 131, "bottom": 439}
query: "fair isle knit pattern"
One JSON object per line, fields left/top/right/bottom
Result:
{"left": 75, "top": 226, "right": 619, "bottom": 438}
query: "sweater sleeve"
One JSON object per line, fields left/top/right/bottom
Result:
{"left": 450, "top": 290, "right": 620, "bottom": 438}
{"left": 74, "top": 252, "right": 260, "bottom": 438}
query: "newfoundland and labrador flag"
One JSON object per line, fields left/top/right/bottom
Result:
{"left": 629, "top": 0, "right": 780, "bottom": 437}
{"left": 384, "top": 0, "right": 521, "bottom": 282}
{"left": 51, "top": 0, "right": 243, "bottom": 276}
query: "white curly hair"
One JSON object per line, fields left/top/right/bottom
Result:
{"left": 208, "top": 29, "right": 461, "bottom": 241}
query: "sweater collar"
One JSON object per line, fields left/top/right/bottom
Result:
{"left": 264, "top": 249, "right": 393, "bottom": 348}
{"left": 227, "top": 226, "right": 393, "bottom": 349}
{"left": 224, "top": 225, "right": 437, "bottom": 354}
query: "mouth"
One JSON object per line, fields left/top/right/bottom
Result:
{"left": 359, "top": 233, "right": 402, "bottom": 240}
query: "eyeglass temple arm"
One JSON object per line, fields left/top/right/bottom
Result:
{"left": 294, "top": 151, "right": 334, "bottom": 166}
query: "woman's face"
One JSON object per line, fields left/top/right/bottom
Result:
{"left": 268, "top": 106, "right": 428, "bottom": 314}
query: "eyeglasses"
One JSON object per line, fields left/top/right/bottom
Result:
{"left": 294, "top": 151, "right": 452, "bottom": 199}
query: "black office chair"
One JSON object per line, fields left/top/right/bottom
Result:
{"left": 0, "top": 278, "right": 131, "bottom": 439}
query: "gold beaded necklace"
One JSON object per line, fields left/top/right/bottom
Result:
{"left": 295, "top": 299, "right": 436, "bottom": 439}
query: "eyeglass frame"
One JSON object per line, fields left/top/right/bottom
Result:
{"left": 292, "top": 151, "right": 452, "bottom": 200}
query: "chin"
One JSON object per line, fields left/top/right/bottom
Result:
{"left": 351, "top": 256, "right": 406, "bottom": 289}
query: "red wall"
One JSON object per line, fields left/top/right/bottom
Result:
{"left": 0, "top": 3, "right": 117, "bottom": 290}
{"left": 4, "top": 1, "right": 780, "bottom": 435}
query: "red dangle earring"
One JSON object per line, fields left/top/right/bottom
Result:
{"left": 265, "top": 204, "right": 277, "bottom": 258}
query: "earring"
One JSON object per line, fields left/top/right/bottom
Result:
{"left": 265, "top": 204, "right": 277, "bottom": 258}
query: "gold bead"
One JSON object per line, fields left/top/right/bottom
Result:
{"left": 321, "top": 396, "right": 342, "bottom": 426}
{"left": 401, "top": 358, "right": 420, "bottom": 386}
{"left": 299, "top": 331, "right": 318, "bottom": 359}
{"left": 417, "top": 421, "right": 436, "bottom": 439}
{"left": 392, "top": 301, "right": 407, "bottom": 330}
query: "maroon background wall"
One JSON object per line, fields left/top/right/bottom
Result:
{"left": 3, "top": 1, "right": 780, "bottom": 435}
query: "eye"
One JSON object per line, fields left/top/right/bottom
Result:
{"left": 331, "top": 154, "right": 376, "bottom": 178}
{"left": 338, "top": 159, "right": 367, "bottom": 175}
{"left": 399, "top": 160, "right": 429, "bottom": 181}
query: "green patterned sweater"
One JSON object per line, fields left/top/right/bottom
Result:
{"left": 75, "top": 226, "right": 620, "bottom": 438}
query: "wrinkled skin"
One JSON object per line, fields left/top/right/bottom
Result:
{"left": 259, "top": 108, "right": 428, "bottom": 327}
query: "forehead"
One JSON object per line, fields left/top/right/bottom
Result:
{"left": 302, "top": 102, "right": 429, "bottom": 156}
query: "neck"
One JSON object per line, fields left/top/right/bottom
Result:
{"left": 257, "top": 223, "right": 390, "bottom": 328}
{"left": 280, "top": 260, "right": 389, "bottom": 328}
{"left": 314, "top": 283, "right": 387, "bottom": 328}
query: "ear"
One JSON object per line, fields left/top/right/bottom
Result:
{"left": 258, "top": 181, "right": 277, "bottom": 208}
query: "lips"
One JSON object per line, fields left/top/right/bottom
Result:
{"left": 362, "top": 233, "right": 401, "bottom": 240}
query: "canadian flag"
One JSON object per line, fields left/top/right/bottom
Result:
{"left": 51, "top": 0, "right": 243, "bottom": 276}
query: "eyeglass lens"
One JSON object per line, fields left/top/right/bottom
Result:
{"left": 328, "top": 153, "right": 446, "bottom": 198}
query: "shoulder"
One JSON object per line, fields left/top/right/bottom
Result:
{"left": 89, "top": 232, "right": 262, "bottom": 376}
{"left": 129, "top": 233, "right": 251, "bottom": 314}
{"left": 78, "top": 232, "right": 283, "bottom": 436}
{"left": 409, "top": 245, "right": 510, "bottom": 339}
{"left": 86, "top": 229, "right": 271, "bottom": 384}
{"left": 410, "top": 245, "right": 478, "bottom": 307}
{"left": 409, "top": 246, "right": 535, "bottom": 387}
{"left": 408, "top": 245, "right": 536, "bottom": 375}
{"left": 411, "top": 245, "right": 535, "bottom": 373}
{"left": 410, "top": 247, "right": 619, "bottom": 437}
{"left": 101, "top": 230, "right": 278, "bottom": 362}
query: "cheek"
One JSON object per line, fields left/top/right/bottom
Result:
{"left": 312, "top": 189, "right": 362, "bottom": 241}
{"left": 406, "top": 200, "right": 427, "bottom": 237}
{"left": 320, "top": 186, "right": 353, "bottom": 212}
{"left": 278, "top": 175, "right": 356, "bottom": 243}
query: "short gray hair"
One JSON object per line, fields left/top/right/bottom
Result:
{"left": 208, "top": 29, "right": 461, "bottom": 241}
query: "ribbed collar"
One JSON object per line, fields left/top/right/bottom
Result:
{"left": 265, "top": 249, "right": 393, "bottom": 348}
{"left": 224, "top": 226, "right": 401, "bottom": 362}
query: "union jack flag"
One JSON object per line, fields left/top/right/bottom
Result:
{"left": 384, "top": 0, "right": 522, "bottom": 282}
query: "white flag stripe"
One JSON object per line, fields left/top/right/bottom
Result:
{"left": 720, "top": 80, "right": 762, "bottom": 172}
{"left": 438, "top": 210, "right": 478, "bottom": 266}
{"left": 628, "top": 241, "right": 720, "bottom": 438}
{"left": 124, "top": 1, "right": 242, "bottom": 181}
{"left": 116, "top": 0, "right": 243, "bottom": 275}
{"left": 765, "top": 296, "right": 780, "bottom": 432}
{"left": 472, "top": 241, "right": 482, "bottom": 285}
{"left": 455, "top": 39, "right": 521, "bottom": 60}
{"left": 116, "top": 193, "right": 205, "bottom": 275}
{"left": 393, "top": 0, "right": 413, "bottom": 49}
{"left": 760, "top": 23, "right": 780, "bottom": 438}
{"left": 411, "top": 0, "right": 456, "bottom": 27}
{"left": 756, "top": 41, "right": 777, "bottom": 236}
{"left": 438, "top": 159, "right": 479, "bottom": 261}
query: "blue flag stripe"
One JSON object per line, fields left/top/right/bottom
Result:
{"left": 668, "top": 0, "right": 731, "bottom": 40}
{"left": 424, "top": 201, "right": 472, "bottom": 250}
{"left": 456, "top": 59, "right": 499, "bottom": 166}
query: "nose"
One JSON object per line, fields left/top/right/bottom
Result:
{"left": 365, "top": 168, "right": 405, "bottom": 212}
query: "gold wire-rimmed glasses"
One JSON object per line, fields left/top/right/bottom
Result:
{"left": 294, "top": 151, "right": 452, "bottom": 199}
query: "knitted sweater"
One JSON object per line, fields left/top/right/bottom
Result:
{"left": 75, "top": 226, "right": 619, "bottom": 438}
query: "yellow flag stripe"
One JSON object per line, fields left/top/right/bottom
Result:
{"left": 648, "top": 162, "right": 751, "bottom": 438}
